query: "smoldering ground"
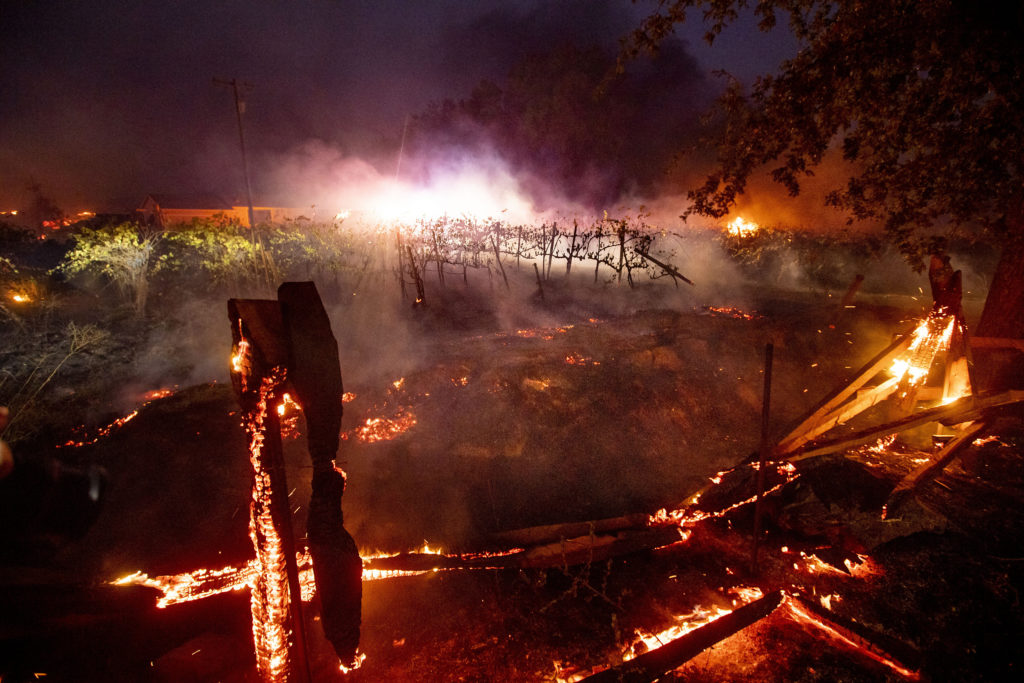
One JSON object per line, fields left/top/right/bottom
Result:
{"left": 23, "top": 218, "right": 971, "bottom": 578}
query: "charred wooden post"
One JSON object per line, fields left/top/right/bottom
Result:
{"left": 581, "top": 590, "right": 783, "bottom": 683}
{"left": 229, "top": 282, "right": 362, "bottom": 678}
{"left": 883, "top": 421, "right": 986, "bottom": 517}
{"left": 547, "top": 223, "right": 557, "bottom": 279}
{"left": 278, "top": 283, "right": 362, "bottom": 665}
{"left": 533, "top": 263, "right": 545, "bottom": 301}
{"left": 228, "top": 299, "right": 312, "bottom": 683}
{"left": 395, "top": 227, "right": 407, "bottom": 301}
{"left": 515, "top": 224, "right": 523, "bottom": 271}
{"left": 406, "top": 245, "right": 425, "bottom": 305}
{"left": 566, "top": 220, "right": 579, "bottom": 276}
{"left": 489, "top": 235, "right": 510, "bottom": 290}
{"left": 786, "top": 595, "right": 922, "bottom": 677}
{"left": 929, "top": 253, "right": 962, "bottom": 316}
{"left": 636, "top": 249, "right": 695, "bottom": 287}
{"left": 840, "top": 273, "right": 865, "bottom": 308}
{"left": 616, "top": 222, "right": 626, "bottom": 285}
{"left": 431, "top": 227, "right": 445, "bottom": 287}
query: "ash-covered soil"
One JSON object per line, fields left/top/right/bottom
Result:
{"left": 3, "top": 283, "right": 1023, "bottom": 682}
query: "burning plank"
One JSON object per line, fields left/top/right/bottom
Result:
{"left": 883, "top": 421, "right": 987, "bottom": 517}
{"left": 791, "top": 391, "right": 1024, "bottom": 461}
{"left": 774, "top": 334, "right": 914, "bottom": 456}
{"left": 278, "top": 283, "right": 362, "bottom": 667}
{"left": 784, "top": 594, "right": 921, "bottom": 679}
{"left": 228, "top": 282, "right": 362, "bottom": 680}
{"left": 489, "top": 513, "right": 651, "bottom": 547}
{"left": 228, "top": 299, "right": 310, "bottom": 682}
{"left": 579, "top": 590, "right": 783, "bottom": 683}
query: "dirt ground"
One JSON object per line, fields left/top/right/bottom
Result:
{"left": 2, "top": 278, "right": 1023, "bottom": 682}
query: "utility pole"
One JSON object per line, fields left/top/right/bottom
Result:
{"left": 395, "top": 114, "right": 410, "bottom": 181}
{"left": 214, "top": 77, "right": 256, "bottom": 242}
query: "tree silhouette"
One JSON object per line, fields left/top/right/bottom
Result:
{"left": 626, "top": 1, "right": 1024, "bottom": 350}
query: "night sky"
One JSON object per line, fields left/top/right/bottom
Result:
{"left": 1, "top": 1, "right": 796, "bottom": 214}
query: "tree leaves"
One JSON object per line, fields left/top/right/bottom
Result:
{"left": 627, "top": 0, "right": 1024, "bottom": 261}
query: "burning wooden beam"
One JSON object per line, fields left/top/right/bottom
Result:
{"left": 489, "top": 513, "right": 651, "bottom": 547}
{"left": 970, "top": 337, "right": 1024, "bottom": 352}
{"left": 228, "top": 282, "right": 362, "bottom": 680}
{"left": 785, "top": 594, "right": 922, "bottom": 679}
{"left": 791, "top": 391, "right": 1024, "bottom": 461}
{"left": 580, "top": 590, "right": 783, "bottom": 683}
{"left": 228, "top": 299, "right": 310, "bottom": 682}
{"left": 510, "top": 528, "right": 683, "bottom": 569}
{"left": 635, "top": 248, "right": 694, "bottom": 287}
{"left": 883, "top": 421, "right": 987, "bottom": 517}
{"left": 775, "top": 334, "right": 913, "bottom": 456}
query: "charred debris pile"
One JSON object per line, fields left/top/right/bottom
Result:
{"left": 2, "top": 269, "right": 1024, "bottom": 682}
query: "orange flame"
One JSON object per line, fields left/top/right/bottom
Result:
{"left": 889, "top": 313, "right": 955, "bottom": 390}
{"left": 705, "top": 305, "right": 761, "bottom": 320}
{"left": 725, "top": 216, "right": 759, "bottom": 237}
{"left": 783, "top": 594, "right": 919, "bottom": 679}
{"left": 344, "top": 410, "right": 417, "bottom": 443}
{"left": 618, "top": 586, "right": 763, "bottom": 667}
{"left": 649, "top": 462, "right": 799, "bottom": 527}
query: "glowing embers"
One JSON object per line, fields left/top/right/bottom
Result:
{"left": 360, "top": 541, "right": 444, "bottom": 581}
{"left": 231, "top": 338, "right": 251, "bottom": 375}
{"left": 57, "top": 386, "right": 177, "bottom": 449}
{"left": 114, "top": 564, "right": 254, "bottom": 608}
{"left": 725, "top": 216, "right": 759, "bottom": 237}
{"left": 113, "top": 543, "right": 436, "bottom": 608}
{"left": 515, "top": 324, "right": 574, "bottom": 341}
{"left": 276, "top": 392, "right": 302, "bottom": 440}
{"left": 345, "top": 409, "right": 417, "bottom": 443}
{"left": 973, "top": 434, "right": 1010, "bottom": 448}
{"left": 142, "top": 387, "right": 175, "bottom": 401}
{"left": 779, "top": 546, "right": 879, "bottom": 579}
{"left": 245, "top": 371, "right": 294, "bottom": 681}
{"left": 624, "top": 586, "right": 764, "bottom": 662}
{"left": 782, "top": 593, "right": 920, "bottom": 679}
{"left": 856, "top": 434, "right": 898, "bottom": 456}
{"left": 564, "top": 353, "right": 600, "bottom": 366}
{"left": 57, "top": 410, "right": 139, "bottom": 449}
{"left": 703, "top": 305, "right": 763, "bottom": 321}
{"left": 339, "top": 652, "right": 367, "bottom": 674}
{"left": 649, "top": 461, "right": 799, "bottom": 528}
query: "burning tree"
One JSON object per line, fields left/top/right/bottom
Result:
{"left": 626, "top": 0, "right": 1024, "bottom": 384}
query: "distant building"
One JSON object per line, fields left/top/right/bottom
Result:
{"left": 137, "top": 194, "right": 305, "bottom": 228}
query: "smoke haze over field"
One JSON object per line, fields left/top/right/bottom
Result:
{"left": 1, "top": 0, "right": 799, "bottom": 222}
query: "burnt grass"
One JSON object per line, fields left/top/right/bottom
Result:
{"left": 2, "top": 273, "right": 1024, "bottom": 682}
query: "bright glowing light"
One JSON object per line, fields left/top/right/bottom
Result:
{"left": 231, "top": 339, "right": 251, "bottom": 374}
{"left": 726, "top": 216, "right": 759, "bottom": 237}
{"left": 339, "top": 652, "right": 367, "bottom": 674}
{"left": 365, "top": 166, "right": 535, "bottom": 224}
{"left": 889, "top": 313, "right": 956, "bottom": 389}
{"left": 347, "top": 411, "right": 417, "bottom": 443}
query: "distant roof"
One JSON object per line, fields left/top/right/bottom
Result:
{"left": 141, "top": 193, "right": 234, "bottom": 210}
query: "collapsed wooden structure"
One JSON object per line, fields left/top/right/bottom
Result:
{"left": 12, "top": 257, "right": 1020, "bottom": 680}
